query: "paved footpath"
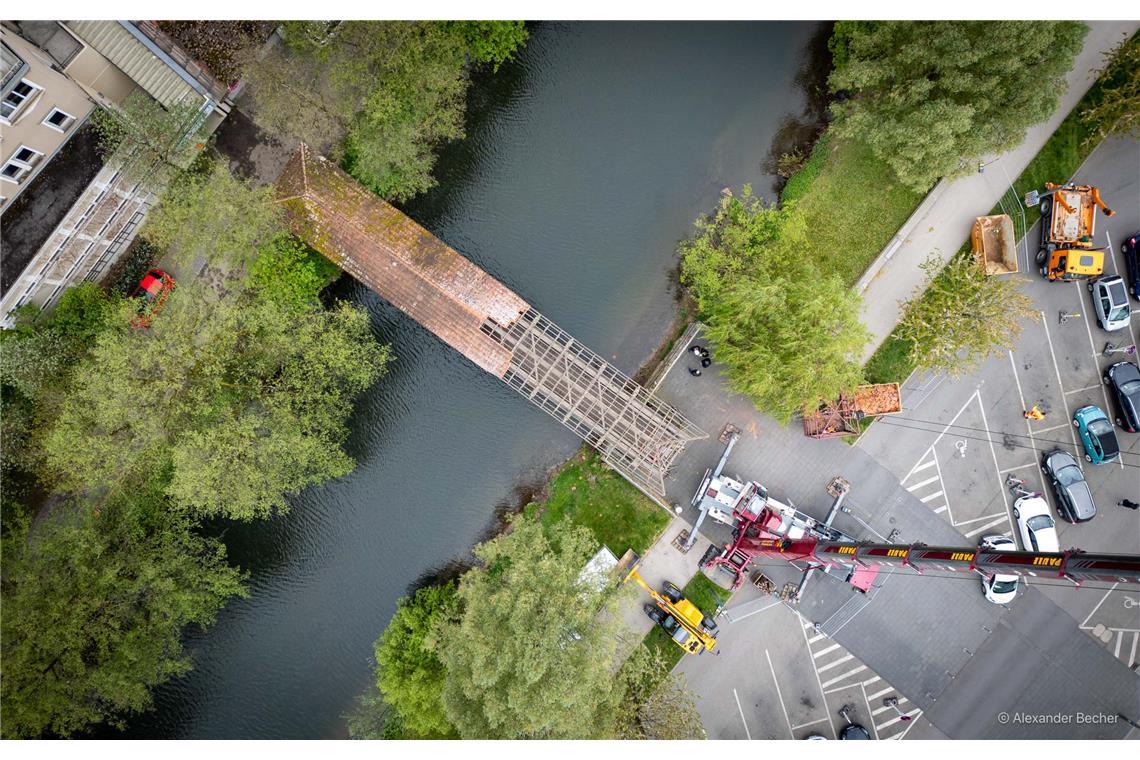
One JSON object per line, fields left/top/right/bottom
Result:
{"left": 858, "top": 20, "right": 1139, "bottom": 360}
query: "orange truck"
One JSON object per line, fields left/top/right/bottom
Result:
{"left": 1031, "top": 183, "right": 1114, "bottom": 282}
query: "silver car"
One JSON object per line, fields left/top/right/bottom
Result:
{"left": 1090, "top": 275, "right": 1132, "bottom": 332}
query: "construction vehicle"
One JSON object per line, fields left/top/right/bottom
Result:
{"left": 1029, "top": 183, "right": 1114, "bottom": 282}
{"left": 696, "top": 466, "right": 1140, "bottom": 597}
{"left": 622, "top": 558, "right": 719, "bottom": 655}
{"left": 971, "top": 214, "right": 1017, "bottom": 275}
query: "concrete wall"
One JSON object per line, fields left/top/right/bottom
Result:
{"left": 0, "top": 28, "right": 96, "bottom": 211}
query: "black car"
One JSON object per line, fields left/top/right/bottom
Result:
{"left": 1122, "top": 232, "right": 1140, "bottom": 298}
{"left": 1105, "top": 361, "right": 1140, "bottom": 433}
{"left": 1041, "top": 449, "right": 1096, "bottom": 523}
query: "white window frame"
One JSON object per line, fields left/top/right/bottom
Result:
{"left": 1, "top": 78, "right": 42, "bottom": 124}
{"left": 1, "top": 144, "right": 44, "bottom": 185}
{"left": 41, "top": 106, "right": 76, "bottom": 133}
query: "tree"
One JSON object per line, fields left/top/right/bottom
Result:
{"left": 43, "top": 286, "right": 390, "bottom": 520}
{"left": 144, "top": 162, "right": 284, "bottom": 268}
{"left": 896, "top": 254, "right": 1038, "bottom": 376}
{"left": 680, "top": 189, "right": 869, "bottom": 423}
{"left": 828, "top": 21, "right": 1088, "bottom": 191}
{"left": 1080, "top": 33, "right": 1140, "bottom": 146}
{"left": 372, "top": 584, "right": 459, "bottom": 738}
{"left": 243, "top": 21, "right": 528, "bottom": 201}
{"left": 0, "top": 490, "right": 245, "bottom": 738}
{"left": 345, "top": 683, "right": 406, "bottom": 740}
{"left": 433, "top": 516, "right": 623, "bottom": 738}
{"left": 250, "top": 235, "right": 341, "bottom": 310}
{"left": 448, "top": 21, "right": 529, "bottom": 70}
{"left": 614, "top": 647, "right": 706, "bottom": 740}
{"left": 89, "top": 91, "right": 208, "bottom": 187}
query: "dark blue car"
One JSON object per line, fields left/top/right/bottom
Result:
{"left": 1123, "top": 232, "right": 1140, "bottom": 299}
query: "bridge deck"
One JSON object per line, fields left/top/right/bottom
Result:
{"left": 276, "top": 146, "right": 705, "bottom": 498}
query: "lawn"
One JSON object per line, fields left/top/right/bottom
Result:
{"left": 529, "top": 449, "right": 670, "bottom": 556}
{"left": 642, "top": 572, "right": 732, "bottom": 671}
{"left": 790, "top": 135, "right": 925, "bottom": 287}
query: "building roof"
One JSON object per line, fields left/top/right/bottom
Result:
{"left": 65, "top": 20, "right": 203, "bottom": 108}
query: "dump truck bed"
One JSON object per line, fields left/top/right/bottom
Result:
{"left": 972, "top": 214, "right": 1017, "bottom": 275}
{"left": 1048, "top": 187, "right": 1096, "bottom": 245}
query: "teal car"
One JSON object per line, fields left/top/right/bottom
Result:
{"left": 1073, "top": 405, "right": 1120, "bottom": 464}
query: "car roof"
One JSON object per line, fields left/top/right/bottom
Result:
{"left": 1065, "top": 481, "right": 1097, "bottom": 520}
{"left": 1110, "top": 361, "right": 1140, "bottom": 382}
{"left": 1014, "top": 495, "right": 1050, "bottom": 516}
{"left": 1044, "top": 448, "right": 1077, "bottom": 468}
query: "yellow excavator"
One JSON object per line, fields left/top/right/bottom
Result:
{"left": 622, "top": 556, "right": 719, "bottom": 655}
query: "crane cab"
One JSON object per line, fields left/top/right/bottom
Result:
{"left": 1040, "top": 248, "right": 1103, "bottom": 282}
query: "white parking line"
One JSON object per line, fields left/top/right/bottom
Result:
{"left": 998, "top": 462, "right": 1036, "bottom": 474}
{"left": 1033, "top": 423, "right": 1070, "bottom": 435}
{"left": 807, "top": 633, "right": 827, "bottom": 644}
{"left": 877, "top": 708, "right": 922, "bottom": 731}
{"left": 1065, "top": 384, "right": 1103, "bottom": 395}
{"left": 820, "top": 664, "right": 867, "bottom": 687}
{"left": 919, "top": 490, "right": 944, "bottom": 503}
{"left": 790, "top": 716, "right": 831, "bottom": 731}
{"left": 816, "top": 654, "right": 854, "bottom": 673}
{"left": 954, "top": 511, "right": 1012, "bottom": 526}
{"left": 812, "top": 643, "right": 842, "bottom": 659}
{"left": 765, "top": 649, "right": 795, "bottom": 739}
{"left": 728, "top": 599, "right": 783, "bottom": 622}
{"left": 867, "top": 686, "right": 894, "bottom": 700}
{"left": 910, "top": 459, "right": 937, "bottom": 474}
{"left": 977, "top": 388, "right": 1017, "bottom": 537}
{"left": 797, "top": 616, "right": 838, "bottom": 739}
{"left": 872, "top": 697, "right": 909, "bottom": 716}
{"left": 1130, "top": 633, "right": 1139, "bottom": 667}
{"left": 933, "top": 505, "right": 949, "bottom": 514}
{"left": 906, "top": 475, "right": 940, "bottom": 492}
{"left": 733, "top": 688, "right": 752, "bottom": 740}
{"left": 1114, "top": 631, "right": 1124, "bottom": 658}
{"left": 964, "top": 515, "right": 1013, "bottom": 538}
{"left": 862, "top": 676, "right": 881, "bottom": 687}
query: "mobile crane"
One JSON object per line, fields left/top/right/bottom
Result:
{"left": 692, "top": 439, "right": 1140, "bottom": 598}
{"left": 623, "top": 562, "right": 719, "bottom": 655}
{"left": 698, "top": 476, "right": 1140, "bottom": 596}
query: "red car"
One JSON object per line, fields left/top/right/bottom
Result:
{"left": 130, "top": 269, "right": 174, "bottom": 328}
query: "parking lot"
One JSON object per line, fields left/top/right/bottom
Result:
{"left": 676, "top": 584, "right": 924, "bottom": 741}
{"left": 858, "top": 135, "right": 1140, "bottom": 670}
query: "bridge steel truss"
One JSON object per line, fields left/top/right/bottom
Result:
{"left": 276, "top": 145, "right": 706, "bottom": 501}
{"left": 482, "top": 309, "right": 706, "bottom": 498}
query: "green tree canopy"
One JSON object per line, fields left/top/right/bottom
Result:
{"left": 89, "top": 91, "right": 208, "bottom": 187}
{"left": 615, "top": 647, "right": 706, "bottom": 740}
{"left": 829, "top": 21, "right": 1088, "bottom": 191}
{"left": 434, "top": 516, "right": 622, "bottom": 738}
{"left": 43, "top": 286, "right": 390, "bottom": 520}
{"left": 372, "top": 584, "right": 459, "bottom": 738}
{"left": 680, "top": 189, "right": 869, "bottom": 422}
{"left": 144, "top": 162, "right": 283, "bottom": 268}
{"left": 0, "top": 489, "right": 245, "bottom": 738}
{"left": 1080, "top": 33, "right": 1140, "bottom": 146}
{"left": 244, "top": 21, "right": 527, "bottom": 201}
{"left": 250, "top": 235, "right": 341, "bottom": 310}
{"left": 897, "top": 254, "right": 1038, "bottom": 377}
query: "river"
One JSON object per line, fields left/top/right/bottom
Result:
{"left": 117, "top": 20, "right": 825, "bottom": 738}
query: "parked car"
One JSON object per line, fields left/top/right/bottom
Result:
{"left": 1041, "top": 449, "right": 1096, "bottom": 523}
{"left": 979, "top": 535, "right": 1019, "bottom": 604}
{"left": 1104, "top": 361, "right": 1140, "bottom": 432}
{"left": 1121, "top": 231, "right": 1140, "bottom": 298}
{"left": 130, "top": 269, "right": 174, "bottom": 328}
{"left": 1012, "top": 494, "right": 1060, "bottom": 553}
{"left": 1072, "top": 405, "right": 1120, "bottom": 465}
{"left": 1089, "top": 275, "right": 1132, "bottom": 331}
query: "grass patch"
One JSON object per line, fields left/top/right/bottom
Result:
{"left": 794, "top": 137, "right": 925, "bottom": 286}
{"left": 641, "top": 573, "right": 732, "bottom": 671}
{"left": 529, "top": 449, "right": 670, "bottom": 557}
{"left": 864, "top": 334, "right": 915, "bottom": 385}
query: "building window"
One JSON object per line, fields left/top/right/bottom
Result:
{"left": 42, "top": 106, "right": 76, "bottom": 132}
{"left": 1, "top": 79, "right": 40, "bottom": 121}
{"left": 0, "top": 145, "right": 44, "bottom": 184}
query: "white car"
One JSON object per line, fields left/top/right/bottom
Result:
{"left": 979, "top": 535, "right": 1019, "bottom": 604}
{"left": 1090, "top": 275, "right": 1132, "bottom": 332}
{"left": 1012, "top": 494, "right": 1060, "bottom": 554}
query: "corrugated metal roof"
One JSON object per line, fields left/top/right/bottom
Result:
{"left": 65, "top": 20, "right": 196, "bottom": 108}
